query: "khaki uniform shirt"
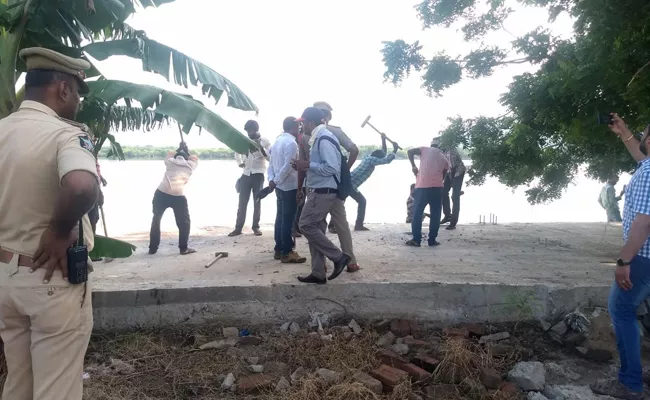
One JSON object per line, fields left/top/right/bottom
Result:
{"left": 0, "top": 101, "right": 98, "bottom": 256}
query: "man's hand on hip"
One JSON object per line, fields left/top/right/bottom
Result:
{"left": 32, "top": 228, "right": 78, "bottom": 284}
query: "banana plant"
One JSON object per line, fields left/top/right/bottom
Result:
{"left": 0, "top": 0, "right": 260, "bottom": 257}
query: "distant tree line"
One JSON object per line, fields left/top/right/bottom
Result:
{"left": 99, "top": 145, "right": 470, "bottom": 161}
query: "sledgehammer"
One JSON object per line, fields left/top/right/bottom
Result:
{"left": 361, "top": 115, "right": 402, "bottom": 150}
{"left": 205, "top": 251, "right": 229, "bottom": 268}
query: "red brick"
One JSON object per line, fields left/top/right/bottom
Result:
{"left": 498, "top": 382, "right": 519, "bottom": 394}
{"left": 398, "top": 363, "right": 431, "bottom": 382}
{"left": 403, "top": 336, "right": 428, "bottom": 347}
{"left": 460, "top": 323, "right": 488, "bottom": 337}
{"left": 412, "top": 355, "right": 440, "bottom": 373}
{"left": 376, "top": 348, "right": 408, "bottom": 368}
{"left": 407, "top": 320, "right": 420, "bottom": 335}
{"left": 370, "top": 364, "right": 409, "bottom": 391}
{"left": 236, "top": 374, "right": 276, "bottom": 393}
{"left": 442, "top": 327, "right": 469, "bottom": 338}
{"left": 390, "top": 319, "right": 411, "bottom": 337}
{"left": 479, "top": 367, "right": 502, "bottom": 389}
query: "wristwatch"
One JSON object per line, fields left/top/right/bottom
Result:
{"left": 616, "top": 258, "right": 631, "bottom": 267}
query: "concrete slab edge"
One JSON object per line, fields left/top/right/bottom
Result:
{"left": 91, "top": 282, "right": 611, "bottom": 330}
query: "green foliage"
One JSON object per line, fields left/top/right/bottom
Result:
{"left": 90, "top": 235, "right": 136, "bottom": 259}
{"left": 382, "top": 0, "right": 650, "bottom": 203}
{"left": 504, "top": 290, "right": 537, "bottom": 325}
{"left": 0, "top": 0, "right": 258, "bottom": 154}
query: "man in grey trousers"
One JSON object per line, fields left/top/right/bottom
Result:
{"left": 293, "top": 107, "right": 351, "bottom": 284}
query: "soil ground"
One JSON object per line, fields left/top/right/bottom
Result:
{"left": 93, "top": 222, "right": 620, "bottom": 291}
{"left": 78, "top": 319, "right": 643, "bottom": 400}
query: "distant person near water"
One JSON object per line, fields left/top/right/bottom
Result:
{"left": 597, "top": 175, "right": 624, "bottom": 223}
{"left": 230, "top": 120, "right": 271, "bottom": 237}
{"left": 406, "top": 137, "right": 449, "bottom": 247}
{"left": 312, "top": 101, "right": 360, "bottom": 272}
{"left": 440, "top": 143, "right": 466, "bottom": 230}
{"left": 149, "top": 142, "right": 198, "bottom": 255}
{"left": 293, "top": 107, "right": 352, "bottom": 284}
{"left": 339, "top": 133, "right": 399, "bottom": 231}
{"left": 267, "top": 117, "right": 306, "bottom": 264}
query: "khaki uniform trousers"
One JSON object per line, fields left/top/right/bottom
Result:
{"left": 0, "top": 253, "right": 92, "bottom": 400}
{"left": 328, "top": 200, "right": 357, "bottom": 265}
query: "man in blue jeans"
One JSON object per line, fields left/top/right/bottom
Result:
{"left": 591, "top": 114, "right": 650, "bottom": 399}
{"left": 405, "top": 137, "right": 449, "bottom": 247}
{"left": 268, "top": 117, "right": 306, "bottom": 264}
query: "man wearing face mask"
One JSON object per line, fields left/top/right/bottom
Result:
{"left": 230, "top": 120, "right": 271, "bottom": 237}
{"left": 590, "top": 114, "right": 650, "bottom": 399}
{"left": 0, "top": 48, "right": 99, "bottom": 400}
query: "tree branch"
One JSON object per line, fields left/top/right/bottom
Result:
{"left": 627, "top": 59, "right": 650, "bottom": 88}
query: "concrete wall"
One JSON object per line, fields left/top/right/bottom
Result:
{"left": 92, "top": 282, "right": 611, "bottom": 330}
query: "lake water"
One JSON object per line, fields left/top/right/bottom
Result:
{"left": 97, "top": 159, "right": 628, "bottom": 236}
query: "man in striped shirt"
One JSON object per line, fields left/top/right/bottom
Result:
{"left": 345, "top": 134, "right": 398, "bottom": 231}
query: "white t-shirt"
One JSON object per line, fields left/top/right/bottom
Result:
{"left": 158, "top": 156, "right": 198, "bottom": 196}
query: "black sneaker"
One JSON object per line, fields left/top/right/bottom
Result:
{"left": 405, "top": 240, "right": 421, "bottom": 247}
{"left": 446, "top": 225, "right": 456, "bottom": 230}
{"left": 148, "top": 248, "right": 158, "bottom": 255}
{"left": 329, "top": 254, "right": 351, "bottom": 281}
{"left": 180, "top": 248, "right": 197, "bottom": 255}
{"left": 428, "top": 241, "right": 441, "bottom": 247}
{"left": 440, "top": 216, "right": 451, "bottom": 225}
{"left": 297, "top": 274, "right": 327, "bottom": 284}
{"left": 228, "top": 230, "right": 242, "bottom": 237}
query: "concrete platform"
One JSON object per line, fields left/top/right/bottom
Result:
{"left": 92, "top": 222, "right": 621, "bottom": 329}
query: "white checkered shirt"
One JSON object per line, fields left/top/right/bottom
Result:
{"left": 623, "top": 159, "right": 650, "bottom": 258}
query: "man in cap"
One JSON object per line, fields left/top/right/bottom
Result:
{"left": 312, "top": 101, "right": 360, "bottom": 272}
{"left": 293, "top": 107, "right": 352, "bottom": 284}
{"left": 0, "top": 47, "right": 99, "bottom": 399}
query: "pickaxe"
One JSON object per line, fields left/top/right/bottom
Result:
{"left": 205, "top": 251, "right": 229, "bottom": 268}
{"left": 361, "top": 115, "right": 402, "bottom": 150}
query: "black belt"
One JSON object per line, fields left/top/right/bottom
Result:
{"left": 312, "top": 188, "right": 338, "bottom": 194}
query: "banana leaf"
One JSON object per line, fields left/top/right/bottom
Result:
{"left": 85, "top": 79, "right": 259, "bottom": 154}
{"left": 90, "top": 235, "right": 136, "bottom": 259}
{"left": 83, "top": 37, "right": 259, "bottom": 113}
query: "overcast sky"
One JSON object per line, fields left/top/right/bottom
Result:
{"left": 92, "top": 0, "right": 574, "bottom": 149}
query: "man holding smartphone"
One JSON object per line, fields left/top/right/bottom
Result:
{"left": 589, "top": 114, "right": 650, "bottom": 399}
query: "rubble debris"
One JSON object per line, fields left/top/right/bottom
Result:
{"left": 508, "top": 361, "right": 546, "bottom": 391}
{"left": 479, "top": 331, "right": 510, "bottom": 344}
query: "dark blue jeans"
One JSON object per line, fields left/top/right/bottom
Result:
{"left": 411, "top": 187, "right": 443, "bottom": 245}
{"left": 609, "top": 255, "right": 650, "bottom": 392}
{"left": 274, "top": 188, "right": 298, "bottom": 255}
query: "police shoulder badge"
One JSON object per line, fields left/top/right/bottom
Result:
{"left": 79, "top": 135, "right": 94, "bottom": 153}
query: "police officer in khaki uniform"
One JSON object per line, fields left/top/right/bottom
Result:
{"left": 0, "top": 47, "right": 99, "bottom": 399}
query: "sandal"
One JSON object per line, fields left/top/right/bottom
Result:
{"left": 180, "top": 248, "right": 197, "bottom": 255}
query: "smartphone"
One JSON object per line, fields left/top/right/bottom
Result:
{"left": 597, "top": 113, "right": 613, "bottom": 125}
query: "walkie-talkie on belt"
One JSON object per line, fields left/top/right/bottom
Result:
{"left": 67, "top": 219, "right": 88, "bottom": 284}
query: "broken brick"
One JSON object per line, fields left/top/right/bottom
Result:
{"left": 376, "top": 348, "right": 408, "bottom": 368}
{"left": 498, "top": 382, "right": 519, "bottom": 393}
{"left": 236, "top": 374, "right": 276, "bottom": 394}
{"left": 370, "top": 364, "right": 409, "bottom": 391}
{"left": 407, "top": 320, "right": 420, "bottom": 335}
{"left": 442, "top": 327, "right": 469, "bottom": 338}
{"left": 460, "top": 323, "right": 488, "bottom": 337}
{"left": 479, "top": 367, "right": 502, "bottom": 389}
{"left": 398, "top": 363, "right": 431, "bottom": 382}
{"left": 404, "top": 336, "right": 428, "bottom": 347}
{"left": 412, "top": 355, "right": 440, "bottom": 373}
{"left": 390, "top": 319, "right": 411, "bottom": 337}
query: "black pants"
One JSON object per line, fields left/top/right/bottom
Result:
{"left": 274, "top": 189, "right": 298, "bottom": 255}
{"left": 235, "top": 173, "right": 264, "bottom": 231}
{"left": 326, "top": 188, "right": 366, "bottom": 229}
{"left": 149, "top": 189, "right": 191, "bottom": 251}
{"left": 442, "top": 173, "right": 464, "bottom": 226}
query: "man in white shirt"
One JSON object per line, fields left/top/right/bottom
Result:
{"left": 268, "top": 117, "right": 307, "bottom": 263}
{"left": 149, "top": 142, "right": 198, "bottom": 255}
{"left": 230, "top": 120, "right": 271, "bottom": 237}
